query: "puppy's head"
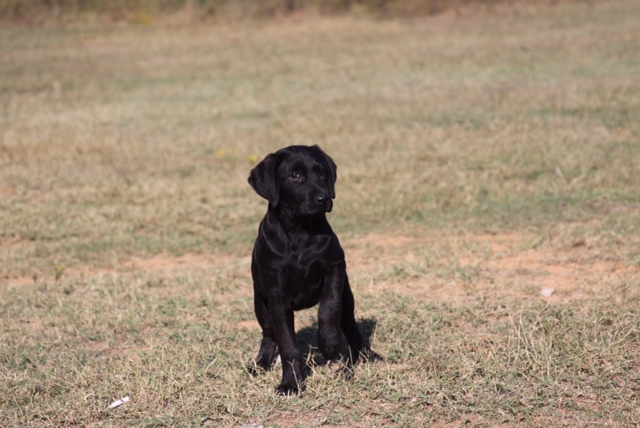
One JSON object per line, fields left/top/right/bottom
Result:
{"left": 249, "top": 145, "right": 337, "bottom": 216}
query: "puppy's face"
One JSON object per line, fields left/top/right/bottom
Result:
{"left": 277, "top": 149, "right": 333, "bottom": 216}
{"left": 249, "top": 145, "right": 337, "bottom": 217}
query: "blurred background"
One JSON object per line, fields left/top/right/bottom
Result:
{"left": 2, "top": 0, "right": 568, "bottom": 23}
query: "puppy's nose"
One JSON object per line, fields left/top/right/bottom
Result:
{"left": 315, "top": 194, "right": 330, "bottom": 205}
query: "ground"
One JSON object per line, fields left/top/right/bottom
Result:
{"left": 1, "top": 0, "right": 640, "bottom": 426}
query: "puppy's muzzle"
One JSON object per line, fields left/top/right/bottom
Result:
{"left": 315, "top": 194, "right": 333, "bottom": 213}
{"left": 315, "top": 194, "right": 330, "bottom": 205}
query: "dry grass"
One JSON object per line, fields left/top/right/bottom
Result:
{"left": 1, "top": 0, "right": 640, "bottom": 426}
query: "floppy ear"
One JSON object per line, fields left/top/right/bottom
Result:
{"left": 248, "top": 152, "right": 281, "bottom": 206}
{"left": 314, "top": 145, "right": 337, "bottom": 199}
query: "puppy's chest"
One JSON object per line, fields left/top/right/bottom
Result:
{"left": 285, "top": 240, "right": 330, "bottom": 277}
{"left": 282, "top": 243, "right": 332, "bottom": 309}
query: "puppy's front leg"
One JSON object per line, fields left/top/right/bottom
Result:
{"left": 318, "top": 268, "right": 346, "bottom": 361}
{"left": 269, "top": 301, "right": 304, "bottom": 395}
{"left": 252, "top": 294, "right": 277, "bottom": 373}
{"left": 340, "top": 276, "right": 369, "bottom": 362}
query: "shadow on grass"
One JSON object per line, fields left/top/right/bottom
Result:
{"left": 296, "top": 318, "right": 382, "bottom": 367}
{"left": 245, "top": 318, "right": 382, "bottom": 389}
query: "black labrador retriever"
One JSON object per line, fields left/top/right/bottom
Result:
{"left": 248, "top": 145, "right": 371, "bottom": 395}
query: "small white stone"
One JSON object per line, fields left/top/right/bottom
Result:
{"left": 108, "top": 396, "right": 130, "bottom": 410}
{"left": 540, "top": 288, "right": 555, "bottom": 298}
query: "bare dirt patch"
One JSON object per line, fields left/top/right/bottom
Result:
{"left": 345, "top": 231, "right": 640, "bottom": 304}
{"left": 6, "top": 231, "right": 637, "bottom": 307}
{"left": 3, "top": 252, "right": 244, "bottom": 292}
{"left": 128, "top": 253, "right": 218, "bottom": 272}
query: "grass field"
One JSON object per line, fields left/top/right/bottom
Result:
{"left": 1, "top": 0, "right": 640, "bottom": 426}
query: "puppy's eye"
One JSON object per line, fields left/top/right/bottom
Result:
{"left": 290, "top": 172, "right": 301, "bottom": 180}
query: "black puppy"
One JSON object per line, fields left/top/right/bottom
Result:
{"left": 248, "top": 145, "right": 370, "bottom": 395}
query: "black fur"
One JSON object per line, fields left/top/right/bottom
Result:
{"left": 248, "top": 145, "right": 370, "bottom": 395}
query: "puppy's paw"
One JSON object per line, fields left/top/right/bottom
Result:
{"left": 326, "top": 359, "right": 353, "bottom": 380}
{"left": 276, "top": 382, "right": 302, "bottom": 396}
{"left": 358, "top": 347, "right": 383, "bottom": 363}
{"left": 246, "top": 362, "right": 266, "bottom": 377}
{"left": 318, "top": 336, "right": 342, "bottom": 361}
{"left": 247, "top": 356, "right": 277, "bottom": 376}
